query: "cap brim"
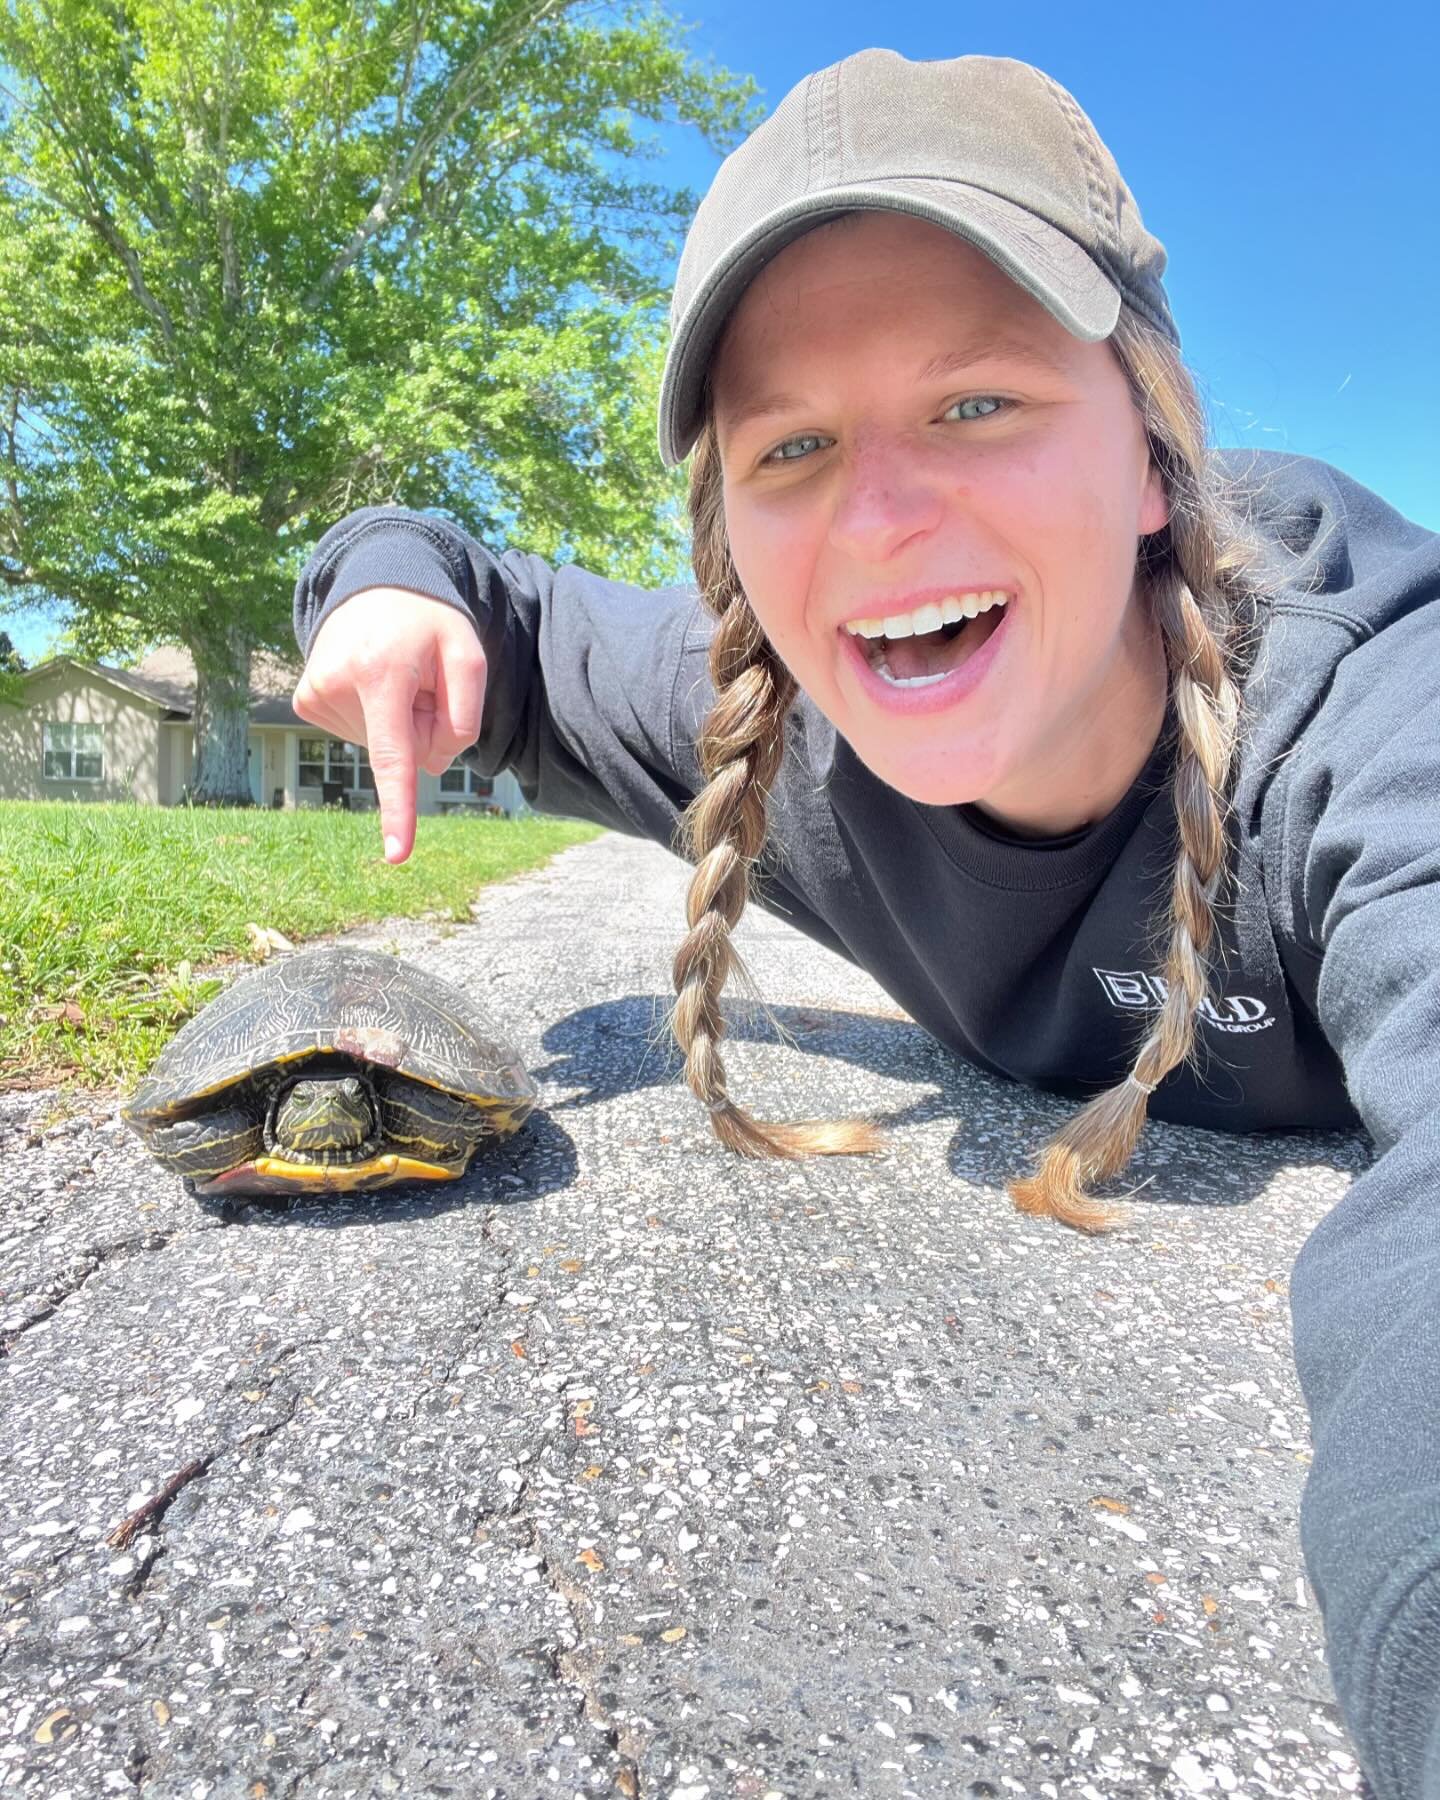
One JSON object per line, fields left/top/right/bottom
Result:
{"left": 657, "top": 178, "right": 1120, "bottom": 468}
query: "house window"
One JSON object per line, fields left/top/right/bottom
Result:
{"left": 297, "top": 736, "right": 375, "bottom": 792}
{"left": 297, "top": 737, "right": 325, "bottom": 787}
{"left": 440, "top": 762, "right": 494, "bottom": 797}
{"left": 43, "top": 721, "right": 104, "bottom": 782}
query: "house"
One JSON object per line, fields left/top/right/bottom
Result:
{"left": 0, "top": 644, "right": 528, "bottom": 816}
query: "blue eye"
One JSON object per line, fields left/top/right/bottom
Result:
{"left": 759, "top": 396, "right": 1008, "bottom": 464}
{"left": 946, "top": 396, "right": 1006, "bottom": 421}
{"left": 765, "top": 432, "right": 831, "bottom": 464}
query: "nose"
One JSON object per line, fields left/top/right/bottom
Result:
{"left": 827, "top": 430, "right": 944, "bottom": 565}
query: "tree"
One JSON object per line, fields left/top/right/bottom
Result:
{"left": 0, "top": 1, "right": 756, "bottom": 801}
{"left": 0, "top": 624, "right": 22, "bottom": 705}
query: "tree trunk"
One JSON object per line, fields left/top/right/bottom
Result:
{"left": 188, "top": 620, "right": 253, "bottom": 805}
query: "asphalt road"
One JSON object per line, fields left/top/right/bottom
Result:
{"left": 0, "top": 831, "right": 1376, "bottom": 1800}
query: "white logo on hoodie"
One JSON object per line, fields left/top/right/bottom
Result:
{"left": 1093, "top": 968, "right": 1276, "bottom": 1035}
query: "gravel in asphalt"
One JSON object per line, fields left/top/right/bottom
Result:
{"left": 0, "top": 832, "right": 1375, "bottom": 1799}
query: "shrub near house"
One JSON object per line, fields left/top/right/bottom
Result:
{"left": 0, "top": 645, "right": 523, "bottom": 815}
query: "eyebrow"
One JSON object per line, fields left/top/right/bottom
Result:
{"left": 717, "top": 334, "right": 1073, "bottom": 441}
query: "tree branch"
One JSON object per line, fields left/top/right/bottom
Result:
{"left": 16, "top": 54, "right": 184, "bottom": 356}
{"left": 217, "top": 2, "right": 241, "bottom": 318}
{"left": 385, "top": 123, "right": 531, "bottom": 267}
{"left": 304, "top": 0, "right": 573, "bottom": 304}
{"left": 85, "top": 205, "right": 181, "bottom": 353}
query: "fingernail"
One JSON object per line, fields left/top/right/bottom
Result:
{"left": 384, "top": 835, "right": 402, "bottom": 860}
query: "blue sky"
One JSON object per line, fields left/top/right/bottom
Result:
{"left": 6, "top": 3, "right": 1436, "bottom": 662}
{"left": 664, "top": 1, "right": 1438, "bottom": 531}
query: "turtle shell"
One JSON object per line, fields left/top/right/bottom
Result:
{"left": 125, "top": 944, "right": 535, "bottom": 1124}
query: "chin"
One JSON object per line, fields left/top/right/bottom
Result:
{"left": 851, "top": 741, "right": 998, "bottom": 808}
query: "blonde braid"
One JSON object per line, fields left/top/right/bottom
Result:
{"left": 1008, "top": 307, "right": 1264, "bottom": 1231}
{"left": 671, "top": 424, "right": 882, "bottom": 1158}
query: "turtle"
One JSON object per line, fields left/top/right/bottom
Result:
{"left": 122, "top": 945, "right": 536, "bottom": 1198}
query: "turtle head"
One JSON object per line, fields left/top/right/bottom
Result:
{"left": 269, "top": 1073, "right": 376, "bottom": 1157}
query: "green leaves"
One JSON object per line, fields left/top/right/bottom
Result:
{"left": 0, "top": 0, "right": 757, "bottom": 671}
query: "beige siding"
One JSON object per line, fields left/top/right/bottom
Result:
{"left": 159, "top": 722, "right": 180, "bottom": 804}
{"left": 0, "top": 697, "right": 40, "bottom": 802}
{"left": 492, "top": 769, "right": 526, "bottom": 816}
{"left": 0, "top": 668, "right": 161, "bottom": 804}
{"left": 262, "top": 732, "right": 286, "bottom": 808}
{"left": 159, "top": 723, "right": 201, "bottom": 804}
{"left": 1, "top": 669, "right": 531, "bottom": 816}
{"left": 417, "top": 763, "right": 528, "bottom": 817}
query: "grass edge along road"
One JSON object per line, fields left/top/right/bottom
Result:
{"left": 0, "top": 800, "right": 601, "bottom": 1102}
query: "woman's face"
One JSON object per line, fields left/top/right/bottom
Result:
{"left": 711, "top": 212, "right": 1170, "bottom": 834}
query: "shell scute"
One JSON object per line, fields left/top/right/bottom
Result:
{"left": 125, "top": 945, "right": 535, "bottom": 1124}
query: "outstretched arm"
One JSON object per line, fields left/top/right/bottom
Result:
{"left": 292, "top": 505, "right": 709, "bottom": 858}
{"left": 1281, "top": 601, "right": 1440, "bottom": 1800}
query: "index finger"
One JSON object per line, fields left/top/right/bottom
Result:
{"left": 358, "top": 670, "right": 423, "bottom": 864}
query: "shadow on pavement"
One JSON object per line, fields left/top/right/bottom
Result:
{"left": 533, "top": 991, "right": 1370, "bottom": 1218}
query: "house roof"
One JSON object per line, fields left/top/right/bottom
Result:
{"left": 23, "top": 645, "right": 308, "bottom": 728}
{"left": 20, "top": 656, "right": 188, "bottom": 716}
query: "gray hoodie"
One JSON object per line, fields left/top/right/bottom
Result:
{"left": 295, "top": 449, "right": 1440, "bottom": 1800}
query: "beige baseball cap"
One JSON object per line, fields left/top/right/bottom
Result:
{"left": 658, "top": 48, "right": 1178, "bottom": 467}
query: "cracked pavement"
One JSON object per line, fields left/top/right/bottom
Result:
{"left": 0, "top": 832, "right": 1375, "bottom": 1799}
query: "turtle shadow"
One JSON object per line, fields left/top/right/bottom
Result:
{"left": 191, "top": 1106, "right": 578, "bottom": 1230}
{"left": 532, "top": 992, "right": 1370, "bottom": 1217}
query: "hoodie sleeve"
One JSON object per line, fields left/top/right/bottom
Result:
{"left": 292, "top": 507, "right": 857, "bottom": 960}
{"left": 292, "top": 504, "right": 712, "bottom": 840}
{"left": 1276, "top": 593, "right": 1440, "bottom": 1800}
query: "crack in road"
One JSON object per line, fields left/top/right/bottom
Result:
{"left": 430, "top": 1209, "right": 519, "bottom": 1386}
{"left": 113, "top": 1343, "right": 317, "bottom": 1604}
{"left": 488, "top": 1229, "right": 654, "bottom": 1792}
{"left": 1, "top": 1222, "right": 223, "bottom": 1356}
{"left": 414, "top": 1193, "right": 649, "bottom": 1798}
{"left": 467, "top": 1403, "right": 649, "bottom": 1793}
{"left": 234, "top": 1376, "right": 309, "bottom": 1463}
{"left": 123, "top": 1740, "right": 149, "bottom": 1790}
{"left": 536, "top": 1509, "right": 648, "bottom": 1799}
{"left": 280, "top": 1671, "right": 340, "bottom": 1799}
{"left": 391, "top": 1207, "right": 521, "bottom": 1441}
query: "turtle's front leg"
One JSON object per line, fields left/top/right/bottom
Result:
{"left": 374, "top": 1075, "right": 501, "bottom": 1169}
{"left": 137, "top": 1107, "right": 266, "bottom": 1180}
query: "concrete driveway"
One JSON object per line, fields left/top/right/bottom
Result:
{"left": 0, "top": 832, "right": 1373, "bottom": 1799}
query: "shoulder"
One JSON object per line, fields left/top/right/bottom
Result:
{"left": 1227, "top": 450, "right": 1440, "bottom": 768}
{"left": 1229, "top": 453, "right": 1439, "bottom": 914}
{"left": 1215, "top": 448, "right": 1438, "bottom": 625}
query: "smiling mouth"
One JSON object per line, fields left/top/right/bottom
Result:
{"left": 845, "top": 595, "right": 1010, "bottom": 688}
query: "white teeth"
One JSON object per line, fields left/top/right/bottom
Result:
{"left": 845, "top": 590, "right": 1009, "bottom": 637}
{"left": 880, "top": 667, "right": 951, "bottom": 688}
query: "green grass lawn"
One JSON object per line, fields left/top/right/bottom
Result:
{"left": 0, "top": 800, "right": 601, "bottom": 1094}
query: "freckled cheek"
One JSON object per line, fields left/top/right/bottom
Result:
{"left": 724, "top": 500, "right": 825, "bottom": 664}
{"left": 978, "top": 448, "right": 1130, "bottom": 624}
{"left": 939, "top": 461, "right": 1070, "bottom": 607}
